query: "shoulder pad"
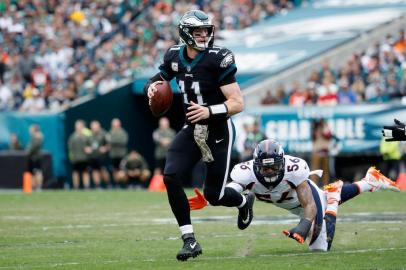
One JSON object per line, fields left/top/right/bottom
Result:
{"left": 230, "top": 161, "right": 255, "bottom": 186}
{"left": 284, "top": 155, "right": 310, "bottom": 187}
{"left": 164, "top": 45, "right": 182, "bottom": 59}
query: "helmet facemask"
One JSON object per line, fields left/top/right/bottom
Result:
{"left": 254, "top": 158, "right": 285, "bottom": 184}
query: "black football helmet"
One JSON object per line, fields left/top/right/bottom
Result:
{"left": 253, "top": 139, "right": 285, "bottom": 188}
{"left": 178, "top": 10, "right": 214, "bottom": 51}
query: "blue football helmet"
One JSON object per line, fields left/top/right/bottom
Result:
{"left": 253, "top": 139, "right": 285, "bottom": 187}
{"left": 178, "top": 10, "right": 215, "bottom": 51}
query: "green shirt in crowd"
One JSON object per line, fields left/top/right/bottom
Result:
{"left": 120, "top": 153, "right": 148, "bottom": 171}
{"left": 27, "top": 132, "right": 44, "bottom": 161}
{"left": 68, "top": 132, "right": 91, "bottom": 163}
{"left": 108, "top": 128, "right": 128, "bottom": 159}
{"left": 89, "top": 129, "right": 108, "bottom": 159}
{"left": 153, "top": 127, "right": 175, "bottom": 160}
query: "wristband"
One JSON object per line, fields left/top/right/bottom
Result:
{"left": 296, "top": 218, "right": 312, "bottom": 237}
{"left": 208, "top": 103, "right": 228, "bottom": 120}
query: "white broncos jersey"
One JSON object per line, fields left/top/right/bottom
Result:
{"left": 230, "top": 155, "right": 312, "bottom": 216}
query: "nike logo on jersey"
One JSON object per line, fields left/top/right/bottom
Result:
{"left": 215, "top": 139, "right": 224, "bottom": 143}
{"left": 190, "top": 242, "right": 197, "bottom": 249}
{"left": 222, "top": 52, "right": 228, "bottom": 56}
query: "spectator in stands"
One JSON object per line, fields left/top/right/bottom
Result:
{"left": 351, "top": 77, "right": 366, "bottom": 102}
{"left": 152, "top": 117, "right": 176, "bottom": 175}
{"left": 68, "top": 120, "right": 91, "bottom": 189}
{"left": 27, "top": 124, "right": 44, "bottom": 191}
{"left": 316, "top": 76, "right": 338, "bottom": 106}
{"left": 289, "top": 81, "right": 308, "bottom": 106}
{"left": 261, "top": 89, "right": 280, "bottom": 105}
{"left": 116, "top": 150, "right": 151, "bottom": 189}
{"left": 365, "top": 71, "right": 387, "bottom": 102}
{"left": 0, "top": 82, "right": 12, "bottom": 111}
{"left": 311, "top": 119, "right": 332, "bottom": 187}
{"left": 107, "top": 118, "right": 128, "bottom": 186}
{"left": 7, "top": 73, "right": 24, "bottom": 110}
{"left": 318, "top": 59, "right": 336, "bottom": 83}
{"left": 89, "top": 120, "right": 109, "bottom": 188}
{"left": 337, "top": 76, "right": 357, "bottom": 104}
{"left": 275, "top": 84, "right": 290, "bottom": 105}
{"left": 305, "top": 82, "right": 318, "bottom": 104}
{"left": 393, "top": 29, "right": 406, "bottom": 56}
{"left": 20, "top": 88, "right": 45, "bottom": 112}
{"left": 9, "top": 133, "right": 22, "bottom": 150}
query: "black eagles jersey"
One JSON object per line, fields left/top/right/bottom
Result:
{"left": 158, "top": 44, "right": 237, "bottom": 124}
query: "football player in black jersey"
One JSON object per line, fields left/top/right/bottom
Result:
{"left": 146, "top": 10, "right": 254, "bottom": 261}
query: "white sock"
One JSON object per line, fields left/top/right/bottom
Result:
{"left": 354, "top": 180, "right": 372, "bottom": 193}
{"left": 237, "top": 194, "right": 247, "bottom": 208}
{"left": 325, "top": 202, "right": 339, "bottom": 216}
{"left": 180, "top": 224, "right": 193, "bottom": 235}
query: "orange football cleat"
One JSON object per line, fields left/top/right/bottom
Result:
{"left": 364, "top": 167, "right": 400, "bottom": 192}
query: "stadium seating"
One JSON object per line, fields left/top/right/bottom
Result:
{"left": 0, "top": 0, "right": 297, "bottom": 112}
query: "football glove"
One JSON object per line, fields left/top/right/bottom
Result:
{"left": 283, "top": 218, "right": 312, "bottom": 244}
{"left": 188, "top": 188, "right": 208, "bottom": 210}
{"left": 382, "top": 119, "right": 406, "bottom": 141}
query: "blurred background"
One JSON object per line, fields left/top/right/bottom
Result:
{"left": 1, "top": 0, "right": 406, "bottom": 191}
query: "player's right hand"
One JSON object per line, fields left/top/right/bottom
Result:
{"left": 282, "top": 218, "right": 312, "bottom": 245}
{"left": 382, "top": 118, "right": 406, "bottom": 141}
{"left": 188, "top": 188, "right": 208, "bottom": 210}
{"left": 283, "top": 229, "right": 305, "bottom": 244}
{"left": 147, "top": 81, "right": 163, "bottom": 100}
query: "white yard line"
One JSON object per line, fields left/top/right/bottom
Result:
{"left": 0, "top": 212, "right": 402, "bottom": 232}
{"left": 0, "top": 247, "right": 405, "bottom": 269}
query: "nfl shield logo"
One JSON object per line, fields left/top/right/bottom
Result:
{"left": 171, "top": 62, "right": 178, "bottom": 72}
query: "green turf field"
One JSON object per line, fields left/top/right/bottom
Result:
{"left": 0, "top": 189, "right": 405, "bottom": 269}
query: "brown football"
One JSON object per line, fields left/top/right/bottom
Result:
{"left": 150, "top": 81, "right": 173, "bottom": 117}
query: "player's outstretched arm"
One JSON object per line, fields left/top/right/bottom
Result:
{"left": 382, "top": 119, "right": 406, "bottom": 141}
{"left": 283, "top": 181, "right": 316, "bottom": 244}
{"left": 188, "top": 188, "right": 208, "bottom": 210}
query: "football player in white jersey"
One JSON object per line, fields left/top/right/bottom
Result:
{"left": 188, "top": 139, "right": 400, "bottom": 251}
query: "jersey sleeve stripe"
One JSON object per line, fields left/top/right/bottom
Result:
{"left": 218, "top": 63, "right": 236, "bottom": 82}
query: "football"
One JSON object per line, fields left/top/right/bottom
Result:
{"left": 149, "top": 81, "right": 173, "bottom": 117}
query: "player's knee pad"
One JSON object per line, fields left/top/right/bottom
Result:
{"left": 324, "top": 213, "right": 337, "bottom": 251}
{"left": 203, "top": 188, "right": 222, "bottom": 206}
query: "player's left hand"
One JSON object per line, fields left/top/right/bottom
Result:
{"left": 188, "top": 188, "right": 208, "bottom": 210}
{"left": 186, "top": 101, "right": 210, "bottom": 123}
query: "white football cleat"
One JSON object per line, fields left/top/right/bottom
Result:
{"left": 364, "top": 167, "right": 400, "bottom": 192}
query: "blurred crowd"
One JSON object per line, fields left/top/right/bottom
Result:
{"left": 0, "top": 0, "right": 297, "bottom": 112}
{"left": 262, "top": 30, "right": 406, "bottom": 106}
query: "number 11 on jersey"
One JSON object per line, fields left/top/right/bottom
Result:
{"left": 179, "top": 80, "right": 206, "bottom": 105}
